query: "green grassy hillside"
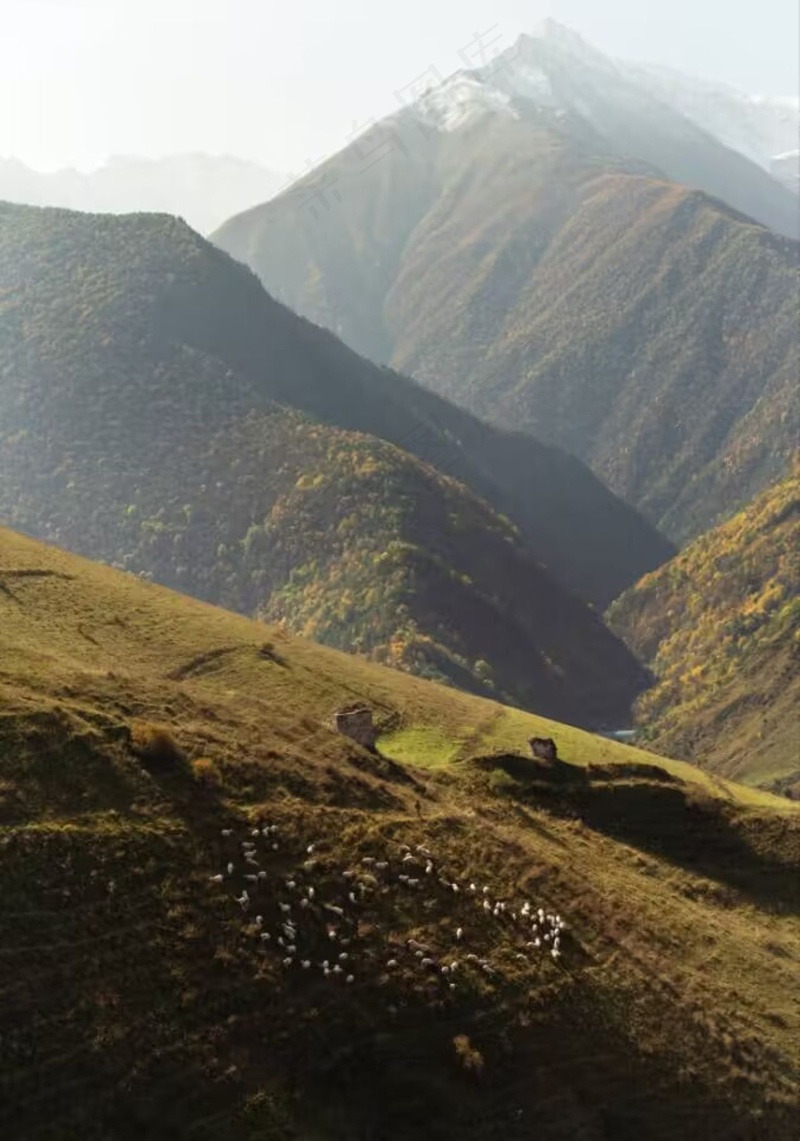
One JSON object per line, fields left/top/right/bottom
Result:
{"left": 215, "top": 107, "right": 799, "bottom": 544}
{"left": 608, "top": 465, "right": 800, "bottom": 791}
{"left": 0, "top": 526, "right": 798, "bottom": 1140}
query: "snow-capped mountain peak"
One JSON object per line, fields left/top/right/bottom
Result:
{"left": 409, "top": 72, "right": 519, "bottom": 133}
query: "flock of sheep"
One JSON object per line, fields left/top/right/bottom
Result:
{"left": 209, "top": 821, "right": 568, "bottom": 997}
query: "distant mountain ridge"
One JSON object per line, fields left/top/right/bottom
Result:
{"left": 0, "top": 153, "right": 285, "bottom": 234}
{"left": 0, "top": 201, "right": 666, "bottom": 725}
{"left": 214, "top": 23, "right": 800, "bottom": 542}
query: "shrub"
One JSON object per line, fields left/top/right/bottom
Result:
{"left": 131, "top": 721, "right": 186, "bottom": 768}
{"left": 453, "top": 1034, "right": 484, "bottom": 1077}
{"left": 191, "top": 756, "right": 223, "bottom": 789}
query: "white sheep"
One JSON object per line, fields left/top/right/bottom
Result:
{"left": 455, "top": 927, "right": 464, "bottom": 940}
{"left": 220, "top": 829, "right": 232, "bottom": 837}
{"left": 209, "top": 874, "right": 224, "bottom": 883}
{"left": 346, "top": 975, "right": 354, "bottom": 984}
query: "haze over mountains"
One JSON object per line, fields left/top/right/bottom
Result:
{"left": 215, "top": 20, "right": 800, "bottom": 542}
{"left": 0, "top": 154, "right": 284, "bottom": 235}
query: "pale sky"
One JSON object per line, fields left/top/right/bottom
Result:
{"left": 1, "top": 0, "right": 797, "bottom": 173}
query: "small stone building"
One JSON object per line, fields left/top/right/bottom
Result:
{"left": 529, "top": 737, "right": 558, "bottom": 763}
{"left": 334, "top": 705, "right": 378, "bottom": 751}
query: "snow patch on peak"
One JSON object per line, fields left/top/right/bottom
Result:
{"left": 411, "top": 74, "right": 519, "bottom": 133}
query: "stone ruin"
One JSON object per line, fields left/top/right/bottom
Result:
{"left": 334, "top": 705, "right": 378, "bottom": 751}
{"left": 529, "top": 737, "right": 558, "bottom": 763}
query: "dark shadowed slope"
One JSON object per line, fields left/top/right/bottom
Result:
{"left": 214, "top": 26, "right": 799, "bottom": 543}
{"left": 0, "top": 524, "right": 798, "bottom": 1140}
{"left": 608, "top": 464, "right": 800, "bottom": 791}
{"left": 0, "top": 202, "right": 661, "bottom": 724}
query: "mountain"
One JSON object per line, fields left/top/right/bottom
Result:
{"left": 608, "top": 464, "right": 800, "bottom": 793}
{"left": 1, "top": 523, "right": 798, "bottom": 1140}
{"left": 0, "top": 153, "right": 285, "bottom": 234}
{"left": 620, "top": 64, "right": 799, "bottom": 185}
{"left": 771, "top": 149, "right": 800, "bottom": 195}
{"left": 0, "top": 200, "right": 670, "bottom": 725}
{"left": 214, "top": 21, "right": 800, "bottom": 543}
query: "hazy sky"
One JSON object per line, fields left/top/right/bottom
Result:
{"left": 1, "top": 0, "right": 797, "bottom": 173}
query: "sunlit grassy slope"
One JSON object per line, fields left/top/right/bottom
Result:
{"left": 609, "top": 465, "right": 800, "bottom": 794}
{"left": 1, "top": 525, "right": 799, "bottom": 1140}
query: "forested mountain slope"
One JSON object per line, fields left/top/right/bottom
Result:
{"left": 215, "top": 25, "right": 799, "bottom": 542}
{"left": 608, "top": 466, "right": 800, "bottom": 791}
{"left": 1, "top": 524, "right": 798, "bottom": 1140}
{"left": 0, "top": 202, "right": 660, "bottom": 724}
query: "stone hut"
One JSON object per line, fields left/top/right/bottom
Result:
{"left": 334, "top": 705, "right": 378, "bottom": 751}
{"left": 529, "top": 737, "right": 558, "bottom": 763}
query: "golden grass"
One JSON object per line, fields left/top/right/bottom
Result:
{"left": 1, "top": 525, "right": 799, "bottom": 1139}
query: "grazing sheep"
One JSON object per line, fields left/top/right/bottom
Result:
{"left": 244, "top": 874, "right": 258, "bottom": 883}
{"left": 220, "top": 829, "right": 232, "bottom": 837}
{"left": 226, "top": 862, "right": 234, "bottom": 875}
{"left": 258, "top": 871, "right": 268, "bottom": 880}
{"left": 387, "top": 960, "right": 399, "bottom": 969}
{"left": 260, "top": 933, "right": 271, "bottom": 942}
{"left": 301, "top": 960, "right": 311, "bottom": 969}
{"left": 283, "top": 957, "right": 293, "bottom": 967}
{"left": 279, "top": 903, "right": 292, "bottom": 915}
{"left": 346, "top": 975, "right": 354, "bottom": 984}
{"left": 455, "top": 927, "right": 464, "bottom": 940}
{"left": 209, "top": 874, "right": 224, "bottom": 883}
